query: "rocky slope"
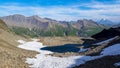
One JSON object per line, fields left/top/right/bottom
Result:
{"left": 73, "top": 19, "right": 100, "bottom": 30}
{"left": 0, "top": 14, "right": 63, "bottom": 30}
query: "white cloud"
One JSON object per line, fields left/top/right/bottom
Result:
{"left": 0, "top": 2, "right": 120, "bottom": 22}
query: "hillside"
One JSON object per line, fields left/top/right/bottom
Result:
{"left": 73, "top": 19, "right": 104, "bottom": 36}
{"left": 0, "top": 19, "right": 8, "bottom": 30}
{"left": 0, "top": 19, "right": 37, "bottom": 67}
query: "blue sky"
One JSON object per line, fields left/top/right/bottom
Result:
{"left": 0, "top": 0, "right": 120, "bottom": 22}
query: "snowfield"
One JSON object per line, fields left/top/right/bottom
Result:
{"left": 18, "top": 40, "right": 53, "bottom": 54}
{"left": 26, "top": 55, "right": 93, "bottom": 68}
{"left": 18, "top": 39, "right": 120, "bottom": 68}
{"left": 101, "top": 44, "right": 120, "bottom": 56}
{"left": 79, "top": 48, "right": 88, "bottom": 52}
{"left": 93, "top": 36, "right": 119, "bottom": 45}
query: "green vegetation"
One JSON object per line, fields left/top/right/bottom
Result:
{"left": 86, "top": 27, "right": 103, "bottom": 36}
{"left": 10, "top": 25, "right": 103, "bottom": 37}
{"left": 32, "top": 25, "right": 78, "bottom": 37}
{"left": 10, "top": 27, "right": 38, "bottom": 38}
{"left": 79, "top": 27, "right": 103, "bottom": 36}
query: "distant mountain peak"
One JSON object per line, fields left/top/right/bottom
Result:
{"left": 98, "top": 19, "right": 115, "bottom": 27}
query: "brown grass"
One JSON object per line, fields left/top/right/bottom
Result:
{"left": 0, "top": 30, "right": 38, "bottom": 68}
{"left": 39, "top": 36, "right": 84, "bottom": 46}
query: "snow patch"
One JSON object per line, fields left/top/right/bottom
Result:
{"left": 17, "top": 40, "right": 26, "bottom": 44}
{"left": 18, "top": 39, "right": 53, "bottom": 54}
{"left": 79, "top": 48, "right": 88, "bottom": 52}
{"left": 101, "top": 44, "right": 120, "bottom": 56}
{"left": 93, "top": 36, "right": 119, "bottom": 45}
{"left": 31, "top": 38, "right": 40, "bottom": 42}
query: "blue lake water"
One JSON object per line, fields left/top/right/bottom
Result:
{"left": 40, "top": 44, "right": 82, "bottom": 53}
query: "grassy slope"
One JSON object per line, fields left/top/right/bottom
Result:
{"left": 86, "top": 27, "right": 103, "bottom": 36}
{"left": 10, "top": 23, "right": 103, "bottom": 37}
{"left": 79, "top": 26, "right": 103, "bottom": 36}
{"left": 0, "top": 19, "right": 38, "bottom": 67}
{"left": 0, "top": 19, "right": 9, "bottom": 30}
{"left": 10, "top": 26, "right": 38, "bottom": 38}
{"left": 33, "top": 24, "right": 79, "bottom": 37}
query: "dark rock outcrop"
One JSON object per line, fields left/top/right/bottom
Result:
{"left": 92, "top": 27, "right": 120, "bottom": 40}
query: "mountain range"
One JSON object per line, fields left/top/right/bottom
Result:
{"left": 0, "top": 14, "right": 106, "bottom": 37}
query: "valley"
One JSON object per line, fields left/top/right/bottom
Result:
{"left": 0, "top": 0, "right": 120, "bottom": 67}
{"left": 0, "top": 14, "right": 120, "bottom": 68}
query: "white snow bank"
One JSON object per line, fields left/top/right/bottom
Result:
{"left": 114, "top": 62, "right": 120, "bottom": 67}
{"left": 26, "top": 54, "right": 94, "bottom": 68}
{"left": 101, "top": 44, "right": 120, "bottom": 56}
{"left": 18, "top": 39, "right": 53, "bottom": 54}
{"left": 93, "top": 36, "right": 119, "bottom": 45}
{"left": 79, "top": 48, "right": 88, "bottom": 52}
{"left": 31, "top": 38, "right": 40, "bottom": 41}
{"left": 18, "top": 39, "right": 120, "bottom": 68}
{"left": 17, "top": 40, "right": 26, "bottom": 44}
